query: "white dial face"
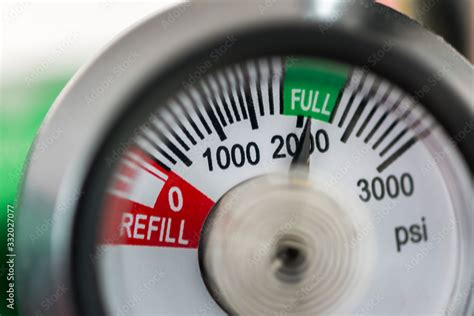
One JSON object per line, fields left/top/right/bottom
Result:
{"left": 95, "top": 56, "right": 472, "bottom": 315}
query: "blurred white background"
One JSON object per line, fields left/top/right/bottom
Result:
{"left": 1, "top": 0, "right": 472, "bottom": 85}
{"left": 1, "top": 1, "right": 180, "bottom": 82}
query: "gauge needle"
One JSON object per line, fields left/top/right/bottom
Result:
{"left": 290, "top": 117, "right": 312, "bottom": 173}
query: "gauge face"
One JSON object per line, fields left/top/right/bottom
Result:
{"left": 93, "top": 56, "right": 471, "bottom": 315}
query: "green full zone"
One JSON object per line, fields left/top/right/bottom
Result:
{"left": 0, "top": 76, "right": 69, "bottom": 316}
{"left": 283, "top": 57, "right": 350, "bottom": 123}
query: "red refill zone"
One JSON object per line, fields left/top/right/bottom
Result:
{"left": 101, "top": 148, "right": 215, "bottom": 249}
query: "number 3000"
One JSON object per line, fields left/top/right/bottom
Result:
{"left": 357, "top": 173, "right": 414, "bottom": 202}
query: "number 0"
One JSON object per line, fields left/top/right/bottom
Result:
{"left": 168, "top": 186, "right": 183, "bottom": 212}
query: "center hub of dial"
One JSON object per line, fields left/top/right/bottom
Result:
{"left": 199, "top": 173, "right": 373, "bottom": 315}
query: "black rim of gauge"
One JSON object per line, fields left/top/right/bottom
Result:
{"left": 72, "top": 4, "right": 473, "bottom": 315}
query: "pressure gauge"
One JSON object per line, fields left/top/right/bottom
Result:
{"left": 17, "top": 1, "right": 473, "bottom": 315}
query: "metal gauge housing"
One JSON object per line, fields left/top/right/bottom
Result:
{"left": 17, "top": 1, "right": 473, "bottom": 315}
